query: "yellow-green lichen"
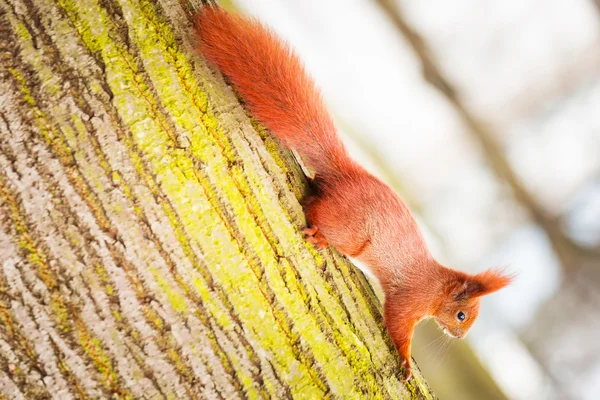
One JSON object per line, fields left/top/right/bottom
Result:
{"left": 25, "top": 0, "right": 436, "bottom": 397}
{"left": 74, "top": 317, "right": 127, "bottom": 397}
{"left": 149, "top": 267, "right": 188, "bottom": 313}
{"left": 103, "top": 1, "right": 330, "bottom": 394}
{"left": 0, "top": 180, "right": 57, "bottom": 291}
{"left": 142, "top": 307, "right": 164, "bottom": 332}
{"left": 50, "top": 294, "right": 70, "bottom": 333}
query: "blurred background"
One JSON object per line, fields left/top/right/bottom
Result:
{"left": 228, "top": 0, "right": 600, "bottom": 399}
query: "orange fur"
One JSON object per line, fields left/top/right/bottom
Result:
{"left": 195, "top": 7, "right": 513, "bottom": 381}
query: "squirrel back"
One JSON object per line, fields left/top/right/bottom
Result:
{"left": 195, "top": 8, "right": 352, "bottom": 179}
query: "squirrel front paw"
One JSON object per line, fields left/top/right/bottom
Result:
{"left": 302, "top": 226, "right": 328, "bottom": 250}
{"left": 399, "top": 357, "right": 412, "bottom": 382}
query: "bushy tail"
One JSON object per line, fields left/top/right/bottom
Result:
{"left": 194, "top": 8, "right": 350, "bottom": 177}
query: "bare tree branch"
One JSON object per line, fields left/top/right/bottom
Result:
{"left": 375, "top": 0, "right": 600, "bottom": 273}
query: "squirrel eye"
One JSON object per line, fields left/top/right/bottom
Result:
{"left": 457, "top": 311, "right": 466, "bottom": 321}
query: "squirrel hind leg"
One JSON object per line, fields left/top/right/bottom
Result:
{"left": 302, "top": 195, "right": 328, "bottom": 250}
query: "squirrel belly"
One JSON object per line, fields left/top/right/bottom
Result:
{"left": 194, "top": 7, "right": 513, "bottom": 382}
{"left": 347, "top": 256, "right": 380, "bottom": 285}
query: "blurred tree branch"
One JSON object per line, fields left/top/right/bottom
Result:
{"left": 375, "top": 0, "right": 600, "bottom": 275}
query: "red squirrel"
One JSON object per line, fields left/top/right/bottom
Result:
{"left": 195, "top": 7, "right": 513, "bottom": 381}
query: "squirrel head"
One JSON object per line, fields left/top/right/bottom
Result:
{"left": 432, "top": 268, "right": 513, "bottom": 339}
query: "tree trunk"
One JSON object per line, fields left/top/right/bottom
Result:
{"left": 0, "top": 0, "right": 435, "bottom": 398}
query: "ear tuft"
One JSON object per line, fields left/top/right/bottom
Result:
{"left": 469, "top": 267, "right": 514, "bottom": 297}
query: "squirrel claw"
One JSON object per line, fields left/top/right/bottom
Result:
{"left": 303, "top": 226, "right": 328, "bottom": 250}
{"left": 400, "top": 358, "right": 412, "bottom": 382}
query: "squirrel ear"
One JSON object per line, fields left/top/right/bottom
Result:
{"left": 467, "top": 268, "right": 514, "bottom": 298}
{"left": 448, "top": 268, "right": 513, "bottom": 300}
{"left": 452, "top": 280, "right": 483, "bottom": 301}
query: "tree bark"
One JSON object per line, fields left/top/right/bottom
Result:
{"left": 0, "top": 0, "right": 435, "bottom": 398}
